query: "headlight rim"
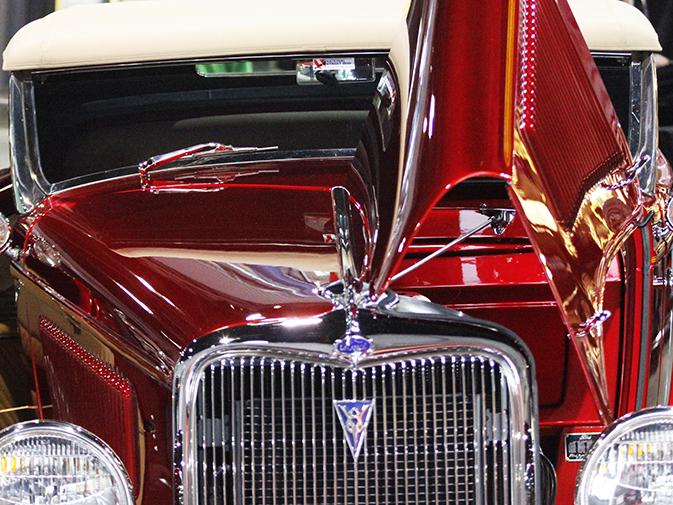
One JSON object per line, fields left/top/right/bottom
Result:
{"left": 575, "top": 405, "right": 673, "bottom": 505}
{"left": 0, "top": 419, "right": 134, "bottom": 505}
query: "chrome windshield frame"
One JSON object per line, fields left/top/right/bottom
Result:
{"left": 630, "top": 53, "right": 658, "bottom": 196}
{"left": 7, "top": 52, "right": 387, "bottom": 214}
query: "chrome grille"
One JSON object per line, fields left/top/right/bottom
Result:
{"left": 189, "top": 354, "right": 513, "bottom": 505}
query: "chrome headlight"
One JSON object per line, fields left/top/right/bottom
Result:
{"left": 0, "top": 420, "right": 133, "bottom": 505}
{"left": 577, "top": 407, "right": 673, "bottom": 505}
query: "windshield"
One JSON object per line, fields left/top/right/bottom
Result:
{"left": 26, "top": 56, "right": 384, "bottom": 185}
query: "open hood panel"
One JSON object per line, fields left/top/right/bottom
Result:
{"left": 367, "top": 0, "right": 643, "bottom": 421}
{"left": 510, "top": 0, "right": 643, "bottom": 422}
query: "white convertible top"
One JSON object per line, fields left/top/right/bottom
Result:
{"left": 567, "top": 0, "right": 661, "bottom": 52}
{"left": 2, "top": 0, "right": 662, "bottom": 72}
{"left": 2, "top": 0, "right": 409, "bottom": 71}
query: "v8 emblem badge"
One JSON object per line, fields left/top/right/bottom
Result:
{"left": 333, "top": 399, "right": 375, "bottom": 461}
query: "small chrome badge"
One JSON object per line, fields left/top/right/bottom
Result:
{"left": 334, "top": 399, "right": 375, "bottom": 461}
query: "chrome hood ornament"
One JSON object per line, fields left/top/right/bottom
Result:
{"left": 327, "top": 186, "right": 377, "bottom": 365}
{"left": 333, "top": 400, "right": 375, "bottom": 461}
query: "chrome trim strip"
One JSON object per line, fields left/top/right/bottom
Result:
{"left": 173, "top": 315, "right": 539, "bottom": 505}
{"left": 631, "top": 55, "right": 658, "bottom": 196}
{"left": 8, "top": 76, "right": 48, "bottom": 214}
{"left": 646, "top": 246, "right": 673, "bottom": 407}
{"left": 636, "top": 227, "right": 653, "bottom": 408}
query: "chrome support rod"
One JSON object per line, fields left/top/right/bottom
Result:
{"left": 390, "top": 216, "right": 495, "bottom": 283}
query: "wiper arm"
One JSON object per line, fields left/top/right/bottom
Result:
{"left": 138, "top": 142, "right": 278, "bottom": 189}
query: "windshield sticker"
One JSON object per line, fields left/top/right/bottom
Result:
{"left": 312, "top": 58, "right": 356, "bottom": 72}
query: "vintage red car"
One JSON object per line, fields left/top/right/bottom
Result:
{"left": 0, "top": 0, "right": 671, "bottom": 504}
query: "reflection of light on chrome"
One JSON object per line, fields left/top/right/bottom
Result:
{"left": 246, "top": 313, "right": 264, "bottom": 321}
{"left": 428, "top": 95, "right": 436, "bottom": 138}
{"left": 281, "top": 318, "right": 322, "bottom": 328}
{"left": 218, "top": 337, "right": 236, "bottom": 345}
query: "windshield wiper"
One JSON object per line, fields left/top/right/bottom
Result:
{"left": 138, "top": 142, "right": 278, "bottom": 189}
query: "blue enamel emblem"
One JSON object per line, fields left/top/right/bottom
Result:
{"left": 333, "top": 399, "right": 375, "bottom": 460}
{"left": 335, "top": 335, "right": 372, "bottom": 355}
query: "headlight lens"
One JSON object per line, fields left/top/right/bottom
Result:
{"left": 577, "top": 407, "right": 673, "bottom": 505}
{"left": 0, "top": 420, "right": 133, "bottom": 505}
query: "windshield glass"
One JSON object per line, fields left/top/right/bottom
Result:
{"left": 29, "top": 55, "right": 385, "bottom": 185}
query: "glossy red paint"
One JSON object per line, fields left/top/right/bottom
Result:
{"left": 5, "top": 1, "right": 666, "bottom": 502}
{"left": 23, "top": 159, "right": 375, "bottom": 366}
{"left": 20, "top": 159, "right": 371, "bottom": 498}
{"left": 510, "top": 0, "right": 642, "bottom": 422}
{"left": 370, "top": 0, "right": 519, "bottom": 293}
{"left": 392, "top": 209, "right": 624, "bottom": 426}
{"left": 554, "top": 426, "right": 603, "bottom": 505}
{"left": 618, "top": 228, "right": 651, "bottom": 415}
{"left": 39, "top": 318, "right": 140, "bottom": 492}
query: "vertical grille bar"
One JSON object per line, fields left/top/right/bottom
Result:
{"left": 320, "top": 367, "right": 327, "bottom": 505}
{"left": 381, "top": 365, "right": 391, "bottom": 505}
{"left": 371, "top": 366, "right": 379, "bottom": 505}
{"left": 362, "top": 369, "right": 369, "bottom": 505}
{"left": 421, "top": 359, "right": 429, "bottom": 503}
{"left": 221, "top": 361, "right": 227, "bottom": 505}
{"left": 401, "top": 362, "right": 409, "bottom": 505}
{"left": 250, "top": 358, "right": 256, "bottom": 505}
{"left": 441, "top": 357, "right": 450, "bottom": 505}
{"left": 201, "top": 376, "right": 207, "bottom": 505}
{"left": 410, "top": 361, "right": 420, "bottom": 502}
{"left": 270, "top": 361, "right": 277, "bottom": 505}
{"left": 472, "top": 357, "right": 483, "bottom": 505}
{"left": 501, "top": 370, "right": 510, "bottom": 505}
{"left": 301, "top": 363, "right": 308, "bottom": 505}
{"left": 290, "top": 362, "right": 297, "bottom": 505}
{"left": 451, "top": 356, "right": 460, "bottom": 504}
{"left": 260, "top": 359, "right": 266, "bottom": 505}
{"left": 481, "top": 359, "right": 489, "bottom": 505}
{"left": 461, "top": 357, "right": 469, "bottom": 504}
{"left": 331, "top": 370, "right": 338, "bottom": 505}
{"left": 231, "top": 361, "right": 238, "bottom": 505}
{"left": 490, "top": 360, "right": 499, "bottom": 505}
{"left": 310, "top": 365, "right": 317, "bottom": 505}
{"left": 430, "top": 359, "right": 439, "bottom": 504}
{"left": 354, "top": 370, "right": 360, "bottom": 505}
{"left": 281, "top": 361, "right": 288, "bottom": 505}
{"left": 190, "top": 352, "right": 522, "bottom": 505}
{"left": 240, "top": 358, "right": 246, "bottom": 505}
{"left": 390, "top": 365, "right": 399, "bottom": 505}
{"left": 342, "top": 372, "right": 348, "bottom": 505}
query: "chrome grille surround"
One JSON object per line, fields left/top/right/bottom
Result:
{"left": 174, "top": 316, "right": 540, "bottom": 505}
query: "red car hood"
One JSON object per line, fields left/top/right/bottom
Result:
{"left": 25, "top": 162, "right": 368, "bottom": 364}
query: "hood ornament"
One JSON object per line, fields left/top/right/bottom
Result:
{"left": 334, "top": 400, "right": 375, "bottom": 461}
{"left": 326, "top": 187, "right": 375, "bottom": 364}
